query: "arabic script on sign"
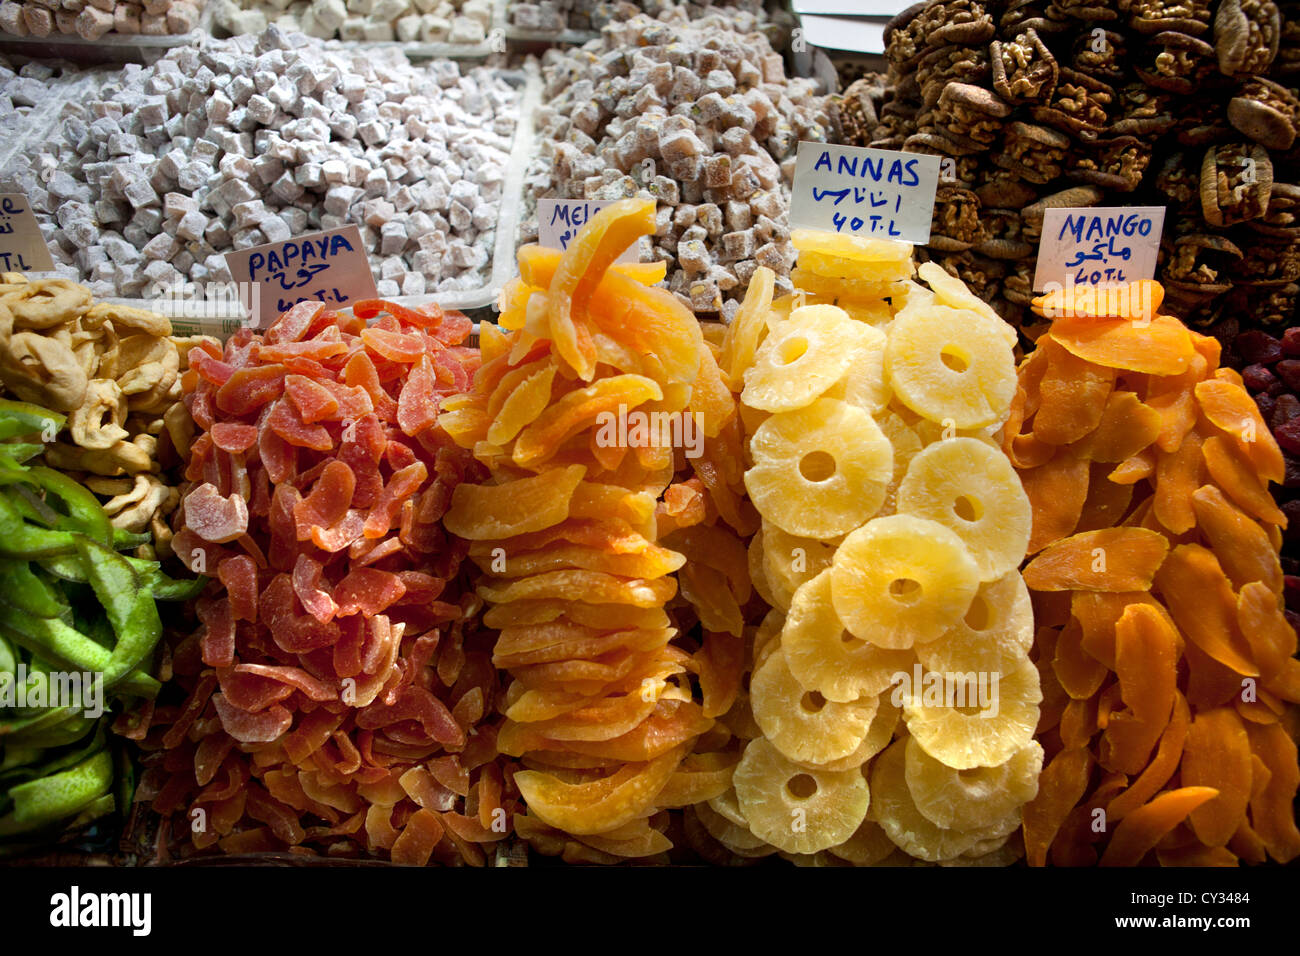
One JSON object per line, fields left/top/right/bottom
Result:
{"left": 225, "top": 225, "right": 378, "bottom": 329}
{"left": 790, "top": 143, "right": 940, "bottom": 244}
{"left": 0, "top": 193, "right": 55, "bottom": 273}
{"left": 1033, "top": 206, "right": 1165, "bottom": 292}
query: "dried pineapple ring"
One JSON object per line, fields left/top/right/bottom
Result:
{"left": 761, "top": 522, "right": 837, "bottom": 612}
{"left": 823, "top": 323, "right": 889, "bottom": 415}
{"left": 783, "top": 570, "right": 914, "bottom": 703}
{"left": 796, "top": 695, "right": 900, "bottom": 772}
{"left": 904, "top": 736, "right": 1044, "bottom": 831}
{"left": 751, "top": 646, "right": 880, "bottom": 766}
{"left": 790, "top": 228, "right": 913, "bottom": 265}
{"left": 885, "top": 306, "right": 1016, "bottom": 429}
{"left": 827, "top": 817, "right": 897, "bottom": 866}
{"left": 902, "top": 658, "right": 1042, "bottom": 770}
{"left": 831, "top": 514, "right": 980, "bottom": 649}
{"left": 871, "top": 740, "right": 1022, "bottom": 862}
{"left": 916, "top": 571, "right": 1034, "bottom": 679}
{"left": 707, "top": 786, "right": 749, "bottom": 828}
{"left": 742, "top": 306, "right": 859, "bottom": 413}
{"left": 745, "top": 397, "right": 893, "bottom": 539}
{"left": 695, "top": 796, "right": 768, "bottom": 850}
{"left": 733, "top": 737, "right": 871, "bottom": 856}
{"left": 917, "top": 262, "right": 1017, "bottom": 350}
{"left": 896, "top": 437, "right": 1032, "bottom": 582}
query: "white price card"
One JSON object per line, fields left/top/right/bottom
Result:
{"left": 225, "top": 225, "right": 378, "bottom": 330}
{"left": 1033, "top": 207, "right": 1165, "bottom": 292}
{"left": 0, "top": 194, "right": 54, "bottom": 273}
{"left": 537, "top": 199, "right": 638, "bottom": 263}
{"left": 790, "top": 143, "right": 940, "bottom": 243}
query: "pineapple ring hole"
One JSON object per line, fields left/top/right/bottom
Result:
{"left": 940, "top": 345, "right": 970, "bottom": 373}
{"left": 799, "top": 450, "right": 837, "bottom": 482}
{"left": 800, "top": 690, "right": 828, "bottom": 713}
{"left": 952, "top": 494, "right": 983, "bottom": 522}
{"left": 841, "top": 630, "right": 864, "bottom": 645}
{"left": 964, "top": 596, "right": 992, "bottom": 631}
{"left": 776, "top": 336, "right": 810, "bottom": 366}
{"left": 888, "top": 577, "right": 922, "bottom": 603}
{"left": 786, "top": 774, "right": 818, "bottom": 799}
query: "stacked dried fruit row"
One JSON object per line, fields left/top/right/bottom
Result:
{"left": 127, "top": 299, "right": 510, "bottom": 865}
{"left": 688, "top": 228, "right": 1045, "bottom": 865}
{"left": 441, "top": 199, "right": 743, "bottom": 862}
{"left": 1011, "top": 282, "right": 1300, "bottom": 866}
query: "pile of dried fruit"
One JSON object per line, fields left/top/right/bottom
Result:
{"left": 124, "top": 298, "right": 511, "bottom": 865}
{"left": 689, "top": 228, "right": 1044, "bottom": 865}
{"left": 1012, "top": 280, "right": 1300, "bottom": 866}
{"left": 842, "top": 0, "right": 1300, "bottom": 332}
{"left": 0, "top": 399, "right": 195, "bottom": 854}
{"left": 442, "top": 198, "right": 748, "bottom": 862}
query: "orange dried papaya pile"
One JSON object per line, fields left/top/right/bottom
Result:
{"left": 1015, "top": 282, "right": 1300, "bottom": 867}
{"left": 443, "top": 199, "right": 749, "bottom": 863}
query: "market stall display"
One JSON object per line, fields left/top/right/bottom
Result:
{"left": 211, "top": 0, "right": 494, "bottom": 45}
{"left": 0, "top": 0, "right": 200, "bottom": 39}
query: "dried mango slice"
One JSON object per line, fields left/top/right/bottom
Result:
{"left": 1022, "top": 527, "right": 1169, "bottom": 592}
{"left": 917, "top": 571, "right": 1034, "bottom": 679}
{"left": 1242, "top": 722, "right": 1300, "bottom": 862}
{"left": 751, "top": 646, "right": 880, "bottom": 766}
{"left": 1031, "top": 279, "right": 1163, "bottom": 321}
{"left": 831, "top": 514, "right": 980, "bottom": 649}
{"left": 1191, "top": 487, "right": 1283, "bottom": 593}
{"left": 1236, "top": 582, "right": 1297, "bottom": 681}
{"left": 1049, "top": 315, "right": 1194, "bottom": 376}
{"left": 1109, "top": 448, "right": 1156, "bottom": 485}
{"left": 905, "top": 737, "right": 1043, "bottom": 832}
{"left": 733, "top": 737, "right": 871, "bottom": 855}
{"left": 1107, "top": 692, "right": 1190, "bottom": 821}
{"left": 782, "top": 570, "right": 915, "bottom": 704}
{"left": 1072, "top": 391, "right": 1163, "bottom": 464}
{"left": 1194, "top": 379, "right": 1284, "bottom": 484}
{"left": 444, "top": 465, "right": 585, "bottom": 540}
{"left": 512, "top": 745, "right": 685, "bottom": 836}
{"left": 1182, "top": 707, "right": 1252, "bottom": 847}
{"left": 1098, "top": 787, "right": 1220, "bottom": 866}
{"left": 1052, "top": 617, "right": 1108, "bottom": 700}
{"left": 745, "top": 397, "right": 893, "bottom": 539}
{"left": 1155, "top": 544, "right": 1258, "bottom": 677}
{"left": 1151, "top": 431, "right": 1203, "bottom": 535}
{"left": 901, "top": 658, "right": 1042, "bottom": 770}
{"left": 896, "top": 437, "right": 1031, "bottom": 582}
{"left": 1102, "top": 604, "right": 1178, "bottom": 775}
{"left": 1075, "top": 464, "right": 1135, "bottom": 534}
{"left": 1021, "top": 449, "right": 1090, "bottom": 554}
{"left": 1071, "top": 591, "right": 1160, "bottom": 670}
{"left": 885, "top": 306, "right": 1017, "bottom": 429}
{"left": 1201, "top": 435, "right": 1287, "bottom": 527}
{"left": 1032, "top": 338, "right": 1115, "bottom": 445}
{"left": 1023, "top": 747, "right": 1094, "bottom": 867}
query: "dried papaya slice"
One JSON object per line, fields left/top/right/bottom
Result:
{"left": 1021, "top": 449, "right": 1089, "bottom": 554}
{"left": 1191, "top": 486, "right": 1283, "bottom": 593}
{"left": 444, "top": 465, "right": 586, "bottom": 540}
{"left": 1106, "top": 692, "right": 1190, "bottom": 821}
{"left": 1032, "top": 338, "right": 1114, "bottom": 445}
{"left": 1050, "top": 315, "right": 1194, "bottom": 377}
{"left": 513, "top": 745, "right": 686, "bottom": 836}
{"left": 1155, "top": 544, "right": 1258, "bottom": 677}
{"left": 1108, "top": 448, "right": 1156, "bottom": 485}
{"left": 1022, "top": 527, "right": 1169, "bottom": 592}
{"left": 1182, "top": 707, "right": 1253, "bottom": 847}
{"left": 1202, "top": 436, "right": 1287, "bottom": 527}
{"left": 1098, "top": 787, "right": 1220, "bottom": 866}
{"left": 1194, "top": 379, "right": 1285, "bottom": 484}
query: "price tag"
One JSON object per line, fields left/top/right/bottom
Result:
{"left": 537, "top": 199, "right": 638, "bottom": 263}
{"left": 0, "top": 194, "right": 55, "bottom": 273}
{"left": 790, "top": 143, "right": 940, "bottom": 243}
{"left": 1033, "top": 206, "right": 1165, "bottom": 292}
{"left": 225, "top": 225, "right": 377, "bottom": 330}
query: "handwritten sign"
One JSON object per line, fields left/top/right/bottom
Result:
{"left": 790, "top": 143, "right": 940, "bottom": 243}
{"left": 537, "top": 199, "right": 638, "bottom": 263}
{"left": 225, "top": 225, "right": 377, "bottom": 329}
{"left": 1033, "top": 206, "right": 1165, "bottom": 291}
{"left": 0, "top": 194, "right": 54, "bottom": 273}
